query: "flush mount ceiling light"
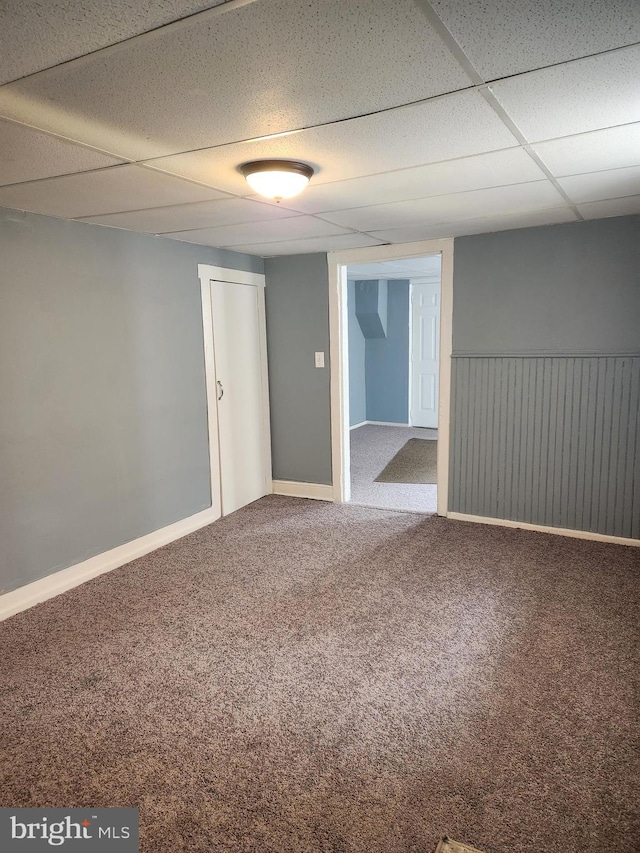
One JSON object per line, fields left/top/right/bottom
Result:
{"left": 240, "top": 160, "right": 314, "bottom": 201}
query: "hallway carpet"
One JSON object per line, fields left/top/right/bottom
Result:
{"left": 1, "top": 496, "right": 638, "bottom": 853}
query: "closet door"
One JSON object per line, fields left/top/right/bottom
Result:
{"left": 211, "top": 280, "right": 269, "bottom": 515}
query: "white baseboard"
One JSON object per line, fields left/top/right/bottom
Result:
{"left": 272, "top": 480, "right": 334, "bottom": 501}
{"left": 0, "top": 506, "right": 220, "bottom": 623}
{"left": 366, "top": 420, "right": 411, "bottom": 427}
{"left": 447, "top": 512, "right": 640, "bottom": 547}
{"left": 349, "top": 421, "right": 368, "bottom": 430}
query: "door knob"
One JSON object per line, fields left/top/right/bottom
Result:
{"left": 217, "top": 380, "right": 224, "bottom": 401}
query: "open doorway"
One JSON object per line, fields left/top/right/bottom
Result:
{"left": 346, "top": 256, "right": 441, "bottom": 512}
{"left": 327, "top": 239, "right": 453, "bottom": 516}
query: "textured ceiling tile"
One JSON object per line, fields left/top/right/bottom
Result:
{"left": 145, "top": 91, "right": 518, "bottom": 193}
{"left": 0, "top": 0, "right": 229, "bottom": 85}
{"left": 78, "top": 197, "right": 294, "bottom": 232}
{"left": 0, "top": 0, "right": 471, "bottom": 160}
{"left": 558, "top": 165, "right": 640, "bottom": 204}
{"left": 531, "top": 123, "right": 640, "bottom": 176}
{"left": 321, "top": 181, "right": 565, "bottom": 231}
{"left": 0, "top": 164, "right": 228, "bottom": 218}
{"left": 490, "top": 47, "right": 640, "bottom": 142}
{"left": 162, "top": 215, "right": 352, "bottom": 244}
{"left": 0, "top": 118, "right": 124, "bottom": 186}
{"left": 429, "top": 0, "right": 640, "bottom": 79}
{"left": 280, "top": 148, "right": 545, "bottom": 214}
{"left": 576, "top": 195, "right": 640, "bottom": 220}
{"left": 368, "top": 206, "right": 578, "bottom": 242}
{"left": 204, "top": 233, "right": 386, "bottom": 256}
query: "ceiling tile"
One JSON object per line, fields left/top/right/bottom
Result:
{"left": 167, "top": 232, "right": 385, "bottom": 255}
{"left": 558, "top": 166, "right": 640, "bottom": 204}
{"left": 0, "top": 1, "right": 229, "bottom": 84}
{"left": 321, "top": 181, "right": 566, "bottom": 231}
{"left": 0, "top": 119, "right": 124, "bottom": 186}
{"left": 576, "top": 195, "right": 640, "bottom": 220}
{"left": 0, "top": 0, "right": 471, "bottom": 160}
{"left": 146, "top": 91, "right": 519, "bottom": 194}
{"left": 347, "top": 257, "right": 442, "bottom": 279}
{"left": 429, "top": 0, "right": 640, "bottom": 79}
{"left": 531, "top": 123, "right": 640, "bottom": 176}
{"left": 489, "top": 46, "right": 640, "bottom": 142}
{"left": 368, "top": 206, "right": 578, "bottom": 242}
{"left": 275, "top": 148, "right": 545, "bottom": 214}
{"left": 0, "top": 164, "right": 228, "bottom": 218}
{"left": 163, "top": 216, "right": 353, "bottom": 245}
{"left": 79, "top": 197, "right": 293, "bottom": 233}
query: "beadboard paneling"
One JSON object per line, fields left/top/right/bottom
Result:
{"left": 449, "top": 355, "right": 640, "bottom": 539}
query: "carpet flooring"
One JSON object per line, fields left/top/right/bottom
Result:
{"left": 375, "top": 438, "right": 438, "bottom": 484}
{"left": 1, "top": 496, "right": 639, "bottom": 853}
{"left": 350, "top": 424, "right": 438, "bottom": 512}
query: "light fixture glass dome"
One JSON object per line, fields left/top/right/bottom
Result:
{"left": 240, "top": 160, "right": 314, "bottom": 200}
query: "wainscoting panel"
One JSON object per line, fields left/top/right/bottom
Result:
{"left": 449, "top": 355, "right": 640, "bottom": 539}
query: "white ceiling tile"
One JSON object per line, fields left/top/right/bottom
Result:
{"left": 79, "top": 197, "right": 293, "bottom": 233}
{"left": 145, "top": 91, "right": 519, "bottom": 194}
{"left": 0, "top": 1, "right": 229, "bottom": 84}
{"left": 430, "top": 0, "right": 640, "bottom": 79}
{"left": 167, "top": 232, "right": 385, "bottom": 256}
{"left": 0, "top": 164, "right": 228, "bottom": 218}
{"left": 0, "top": 119, "right": 124, "bottom": 186}
{"left": 558, "top": 166, "right": 640, "bottom": 204}
{"left": 368, "top": 206, "right": 578, "bottom": 242}
{"left": 347, "top": 257, "right": 441, "bottom": 279}
{"left": 164, "top": 216, "right": 353, "bottom": 246}
{"left": 490, "top": 47, "right": 640, "bottom": 142}
{"left": 576, "top": 195, "right": 640, "bottom": 220}
{"left": 0, "top": 0, "right": 470, "bottom": 160}
{"left": 275, "top": 148, "right": 545, "bottom": 214}
{"left": 532, "top": 124, "right": 640, "bottom": 177}
{"left": 321, "top": 181, "right": 566, "bottom": 231}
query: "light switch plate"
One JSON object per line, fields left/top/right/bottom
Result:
{"left": 315, "top": 351, "right": 325, "bottom": 368}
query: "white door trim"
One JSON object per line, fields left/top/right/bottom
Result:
{"left": 327, "top": 239, "right": 453, "bottom": 515}
{"left": 198, "top": 265, "right": 272, "bottom": 514}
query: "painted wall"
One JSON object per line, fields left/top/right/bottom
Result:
{"left": 0, "top": 206, "right": 262, "bottom": 594}
{"left": 264, "top": 254, "right": 332, "bottom": 485}
{"left": 450, "top": 215, "right": 640, "bottom": 539}
{"left": 348, "top": 280, "right": 366, "bottom": 427}
{"left": 365, "top": 280, "right": 410, "bottom": 424}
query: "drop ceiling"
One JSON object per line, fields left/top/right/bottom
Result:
{"left": 0, "top": 0, "right": 638, "bottom": 257}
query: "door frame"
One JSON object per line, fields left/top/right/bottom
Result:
{"left": 327, "top": 239, "right": 453, "bottom": 515}
{"left": 198, "top": 264, "right": 272, "bottom": 518}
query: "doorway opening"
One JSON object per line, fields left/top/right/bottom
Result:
{"left": 327, "top": 239, "right": 453, "bottom": 516}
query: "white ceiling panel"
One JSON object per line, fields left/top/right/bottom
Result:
{"left": 531, "top": 124, "right": 640, "bottom": 177}
{"left": 210, "top": 233, "right": 386, "bottom": 257}
{"left": 0, "top": 0, "right": 471, "bottom": 160}
{"left": 429, "top": 0, "right": 640, "bottom": 79}
{"left": 321, "top": 181, "right": 566, "bottom": 231}
{"left": 490, "top": 46, "right": 640, "bottom": 143}
{"left": 368, "top": 206, "right": 578, "bottom": 243}
{"left": 0, "top": 164, "right": 228, "bottom": 219}
{"left": 558, "top": 166, "right": 640, "bottom": 204}
{"left": 0, "top": 119, "right": 124, "bottom": 186}
{"left": 79, "top": 196, "right": 293, "bottom": 233}
{"left": 0, "top": 1, "right": 229, "bottom": 85}
{"left": 146, "top": 91, "right": 520, "bottom": 194}
{"left": 347, "top": 256, "right": 442, "bottom": 280}
{"left": 276, "top": 148, "right": 545, "bottom": 214}
{"left": 164, "top": 215, "right": 353, "bottom": 245}
{"left": 576, "top": 196, "right": 640, "bottom": 220}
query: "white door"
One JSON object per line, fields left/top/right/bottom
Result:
{"left": 211, "top": 280, "right": 268, "bottom": 515}
{"left": 410, "top": 281, "right": 440, "bottom": 429}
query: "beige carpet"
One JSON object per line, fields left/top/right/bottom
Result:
{"left": 375, "top": 437, "right": 438, "bottom": 484}
{"left": 1, "top": 496, "right": 639, "bottom": 853}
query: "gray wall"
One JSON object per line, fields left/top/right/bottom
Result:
{"left": 264, "top": 253, "right": 332, "bottom": 484}
{"left": 450, "top": 215, "right": 640, "bottom": 538}
{"left": 0, "top": 206, "right": 262, "bottom": 594}
{"left": 365, "top": 280, "right": 410, "bottom": 424}
{"left": 348, "top": 280, "right": 366, "bottom": 427}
